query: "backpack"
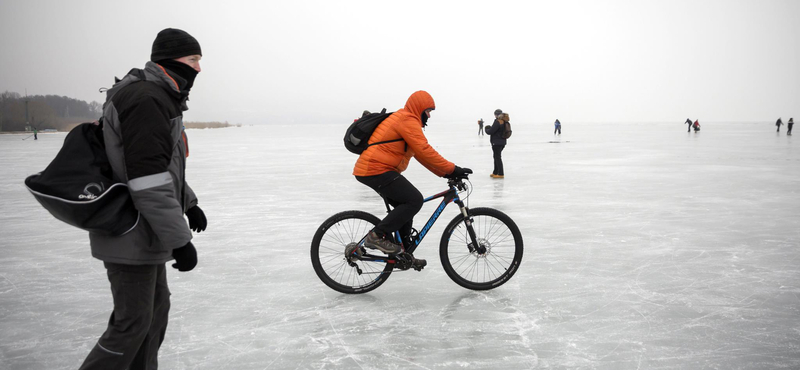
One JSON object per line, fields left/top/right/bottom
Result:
{"left": 343, "top": 108, "right": 403, "bottom": 154}
{"left": 24, "top": 121, "right": 139, "bottom": 236}
{"left": 502, "top": 113, "right": 512, "bottom": 139}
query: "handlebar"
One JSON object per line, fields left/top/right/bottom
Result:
{"left": 447, "top": 175, "right": 470, "bottom": 191}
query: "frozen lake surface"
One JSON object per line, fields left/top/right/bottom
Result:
{"left": 1, "top": 121, "right": 799, "bottom": 369}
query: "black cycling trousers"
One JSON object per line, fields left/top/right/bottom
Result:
{"left": 356, "top": 172, "right": 423, "bottom": 238}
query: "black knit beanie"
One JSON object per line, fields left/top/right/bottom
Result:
{"left": 151, "top": 28, "right": 202, "bottom": 62}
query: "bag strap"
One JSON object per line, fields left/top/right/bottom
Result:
{"left": 367, "top": 138, "right": 404, "bottom": 147}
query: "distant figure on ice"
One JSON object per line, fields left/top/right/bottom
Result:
{"left": 33, "top": 127, "right": 38, "bottom": 140}
{"left": 485, "top": 109, "right": 507, "bottom": 178}
{"left": 478, "top": 118, "right": 484, "bottom": 136}
{"left": 685, "top": 118, "right": 693, "bottom": 132}
{"left": 554, "top": 119, "right": 561, "bottom": 135}
{"left": 79, "top": 28, "right": 208, "bottom": 370}
{"left": 776, "top": 117, "right": 783, "bottom": 132}
{"left": 693, "top": 120, "right": 701, "bottom": 132}
{"left": 788, "top": 118, "right": 794, "bottom": 135}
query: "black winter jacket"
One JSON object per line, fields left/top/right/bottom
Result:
{"left": 89, "top": 62, "right": 197, "bottom": 264}
{"left": 486, "top": 119, "right": 508, "bottom": 146}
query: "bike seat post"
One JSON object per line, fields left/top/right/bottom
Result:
{"left": 382, "top": 196, "right": 392, "bottom": 213}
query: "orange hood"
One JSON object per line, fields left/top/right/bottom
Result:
{"left": 404, "top": 90, "right": 435, "bottom": 124}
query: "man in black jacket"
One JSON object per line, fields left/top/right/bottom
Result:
{"left": 486, "top": 109, "right": 507, "bottom": 178}
{"left": 80, "top": 28, "right": 208, "bottom": 370}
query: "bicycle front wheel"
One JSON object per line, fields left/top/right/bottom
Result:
{"left": 310, "top": 210, "right": 394, "bottom": 294}
{"left": 440, "top": 207, "right": 523, "bottom": 290}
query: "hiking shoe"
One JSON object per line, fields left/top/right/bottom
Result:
{"left": 490, "top": 174, "right": 504, "bottom": 179}
{"left": 364, "top": 231, "right": 402, "bottom": 255}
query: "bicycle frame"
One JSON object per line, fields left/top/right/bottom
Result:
{"left": 356, "top": 178, "right": 481, "bottom": 263}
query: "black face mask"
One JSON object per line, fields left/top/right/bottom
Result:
{"left": 157, "top": 59, "right": 198, "bottom": 92}
{"left": 421, "top": 111, "right": 429, "bottom": 127}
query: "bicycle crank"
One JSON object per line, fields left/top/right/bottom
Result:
{"left": 392, "top": 252, "right": 426, "bottom": 271}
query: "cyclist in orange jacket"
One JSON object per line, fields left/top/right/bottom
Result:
{"left": 353, "top": 90, "right": 470, "bottom": 265}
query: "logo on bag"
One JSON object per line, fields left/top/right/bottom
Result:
{"left": 78, "top": 183, "right": 105, "bottom": 200}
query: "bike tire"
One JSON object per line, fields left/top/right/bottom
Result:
{"left": 439, "top": 207, "right": 523, "bottom": 290}
{"left": 310, "top": 210, "right": 394, "bottom": 294}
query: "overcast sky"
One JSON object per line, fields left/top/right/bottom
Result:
{"left": 1, "top": 0, "right": 797, "bottom": 125}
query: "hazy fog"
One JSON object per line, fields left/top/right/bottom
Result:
{"left": 1, "top": 0, "right": 797, "bottom": 125}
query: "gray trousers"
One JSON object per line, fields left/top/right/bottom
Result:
{"left": 80, "top": 262, "right": 170, "bottom": 370}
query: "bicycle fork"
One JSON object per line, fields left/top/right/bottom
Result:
{"left": 454, "top": 200, "right": 486, "bottom": 255}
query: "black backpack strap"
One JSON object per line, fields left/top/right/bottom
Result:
{"left": 366, "top": 138, "right": 404, "bottom": 147}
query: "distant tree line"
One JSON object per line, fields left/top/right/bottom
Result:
{"left": 0, "top": 91, "right": 102, "bottom": 132}
{"left": 184, "top": 121, "right": 241, "bottom": 129}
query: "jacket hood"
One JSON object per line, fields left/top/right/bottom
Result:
{"left": 403, "top": 91, "right": 435, "bottom": 121}
{"left": 105, "top": 61, "right": 188, "bottom": 110}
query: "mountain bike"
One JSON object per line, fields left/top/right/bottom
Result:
{"left": 310, "top": 174, "right": 523, "bottom": 294}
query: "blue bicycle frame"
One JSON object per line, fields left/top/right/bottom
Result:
{"left": 380, "top": 180, "right": 480, "bottom": 256}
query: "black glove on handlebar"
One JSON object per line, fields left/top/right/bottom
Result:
{"left": 446, "top": 166, "right": 472, "bottom": 179}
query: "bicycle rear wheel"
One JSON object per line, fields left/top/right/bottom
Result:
{"left": 310, "top": 210, "right": 394, "bottom": 294}
{"left": 440, "top": 207, "right": 523, "bottom": 290}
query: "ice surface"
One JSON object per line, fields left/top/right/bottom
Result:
{"left": 1, "top": 121, "right": 799, "bottom": 369}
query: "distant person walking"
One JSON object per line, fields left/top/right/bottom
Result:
{"left": 477, "top": 119, "right": 484, "bottom": 136}
{"left": 33, "top": 127, "right": 38, "bottom": 140}
{"left": 788, "top": 118, "right": 794, "bottom": 135}
{"left": 693, "top": 120, "right": 701, "bottom": 132}
{"left": 776, "top": 117, "right": 783, "bottom": 132}
{"left": 80, "top": 28, "right": 208, "bottom": 370}
{"left": 554, "top": 119, "right": 561, "bottom": 135}
{"left": 685, "top": 118, "right": 692, "bottom": 132}
{"left": 486, "top": 109, "right": 507, "bottom": 178}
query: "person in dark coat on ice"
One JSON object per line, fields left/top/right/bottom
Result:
{"left": 79, "top": 28, "right": 208, "bottom": 370}
{"left": 685, "top": 118, "right": 692, "bottom": 132}
{"left": 788, "top": 118, "right": 794, "bottom": 135}
{"left": 776, "top": 117, "right": 783, "bottom": 132}
{"left": 486, "top": 109, "right": 507, "bottom": 178}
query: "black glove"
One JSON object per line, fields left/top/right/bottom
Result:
{"left": 172, "top": 242, "right": 197, "bottom": 272}
{"left": 445, "top": 166, "right": 473, "bottom": 179}
{"left": 186, "top": 206, "right": 207, "bottom": 233}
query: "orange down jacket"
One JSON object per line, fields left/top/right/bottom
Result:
{"left": 353, "top": 91, "right": 455, "bottom": 177}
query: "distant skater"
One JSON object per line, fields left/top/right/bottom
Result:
{"left": 33, "top": 127, "right": 38, "bottom": 140}
{"left": 685, "top": 118, "right": 692, "bottom": 132}
{"left": 485, "top": 109, "right": 507, "bottom": 178}
{"left": 693, "top": 120, "right": 700, "bottom": 132}
{"left": 477, "top": 119, "right": 484, "bottom": 136}
{"left": 776, "top": 117, "right": 783, "bottom": 132}
{"left": 788, "top": 118, "right": 794, "bottom": 135}
{"left": 554, "top": 119, "right": 561, "bottom": 135}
